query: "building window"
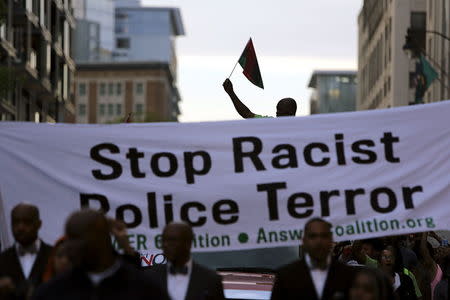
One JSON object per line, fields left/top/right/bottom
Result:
{"left": 116, "top": 83, "right": 122, "bottom": 95}
{"left": 116, "top": 13, "right": 128, "bottom": 20}
{"left": 90, "top": 24, "right": 98, "bottom": 39}
{"left": 136, "top": 103, "right": 143, "bottom": 114}
{"left": 108, "top": 104, "right": 114, "bottom": 115}
{"left": 108, "top": 83, "right": 114, "bottom": 95}
{"left": 99, "top": 104, "right": 105, "bottom": 116}
{"left": 78, "top": 104, "right": 86, "bottom": 116}
{"left": 411, "top": 12, "right": 426, "bottom": 30}
{"left": 136, "top": 83, "right": 143, "bottom": 95}
{"left": 100, "top": 83, "right": 106, "bottom": 96}
{"left": 116, "top": 104, "right": 122, "bottom": 116}
{"left": 78, "top": 83, "right": 86, "bottom": 96}
{"left": 340, "top": 77, "right": 350, "bottom": 83}
{"left": 116, "top": 38, "right": 130, "bottom": 49}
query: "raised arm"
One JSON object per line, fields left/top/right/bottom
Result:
{"left": 223, "top": 79, "right": 255, "bottom": 119}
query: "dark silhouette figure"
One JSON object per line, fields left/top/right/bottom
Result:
{"left": 0, "top": 203, "right": 52, "bottom": 300}
{"left": 271, "top": 218, "right": 355, "bottom": 300}
{"left": 350, "top": 267, "right": 396, "bottom": 300}
{"left": 223, "top": 78, "right": 297, "bottom": 118}
{"left": 147, "top": 222, "right": 225, "bottom": 300}
{"left": 33, "top": 209, "right": 168, "bottom": 300}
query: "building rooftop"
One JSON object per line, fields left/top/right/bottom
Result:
{"left": 308, "top": 70, "right": 357, "bottom": 88}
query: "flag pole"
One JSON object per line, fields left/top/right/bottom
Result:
{"left": 228, "top": 60, "right": 239, "bottom": 79}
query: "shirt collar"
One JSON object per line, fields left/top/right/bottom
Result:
{"left": 15, "top": 239, "right": 41, "bottom": 255}
{"left": 87, "top": 259, "right": 122, "bottom": 285}
{"left": 167, "top": 258, "right": 193, "bottom": 275}
{"left": 305, "top": 253, "right": 331, "bottom": 271}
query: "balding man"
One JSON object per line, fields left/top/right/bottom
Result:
{"left": 33, "top": 209, "right": 168, "bottom": 300}
{"left": 223, "top": 78, "right": 297, "bottom": 118}
{"left": 0, "top": 203, "right": 52, "bottom": 300}
{"left": 271, "top": 218, "right": 355, "bottom": 300}
{"left": 147, "top": 222, "right": 225, "bottom": 300}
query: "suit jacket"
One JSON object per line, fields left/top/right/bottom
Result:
{"left": 270, "top": 258, "right": 356, "bottom": 300}
{"left": 32, "top": 260, "right": 169, "bottom": 300}
{"left": 146, "top": 262, "right": 225, "bottom": 300}
{"left": 0, "top": 241, "right": 53, "bottom": 300}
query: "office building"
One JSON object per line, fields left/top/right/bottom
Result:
{"left": 424, "top": 0, "right": 450, "bottom": 102}
{"left": 357, "top": 0, "right": 426, "bottom": 110}
{"left": 308, "top": 70, "right": 357, "bottom": 114}
{"left": 0, "top": 0, "right": 76, "bottom": 122}
{"left": 75, "top": 61, "right": 180, "bottom": 123}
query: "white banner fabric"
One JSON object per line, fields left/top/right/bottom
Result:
{"left": 0, "top": 101, "right": 449, "bottom": 252}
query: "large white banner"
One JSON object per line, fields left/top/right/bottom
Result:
{"left": 1, "top": 101, "right": 450, "bottom": 253}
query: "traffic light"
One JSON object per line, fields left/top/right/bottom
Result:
{"left": 403, "top": 28, "right": 422, "bottom": 58}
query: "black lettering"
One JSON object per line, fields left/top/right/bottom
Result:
{"left": 180, "top": 202, "right": 207, "bottom": 227}
{"left": 272, "top": 144, "right": 298, "bottom": 169}
{"left": 380, "top": 132, "right": 400, "bottom": 163}
{"left": 402, "top": 185, "right": 423, "bottom": 209}
{"left": 233, "top": 137, "right": 266, "bottom": 173}
{"left": 164, "top": 194, "right": 174, "bottom": 224}
{"left": 320, "top": 190, "right": 340, "bottom": 217}
{"left": 335, "top": 134, "right": 346, "bottom": 165}
{"left": 351, "top": 140, "right": 377, "bottom": 164}
{"left": 345, "top": 188, "right": 366, "bottom": 215}
{"left": 126, "top": 148, "right": 146, "bottom": 178}
{"left": 147, "top": 192, "right": 158, "bottom": 228}
{"left": 184, "top": 151, "right": 212, "bottom": 184}
{"left": 90, "top": 143, "right": 122, "bottom": 180}
{"left": 303, "top": 143, "right": 330, "bottom": 166}
{"left": 370, "top": 187, "right": 397, "bottom": 213}
{"left": 287, "top": 192, "right": 314, "bottom": 218}
{"left": 212, "top": 199, "right": 239, "bottom": 225}
{"left": 257, "top": 182, "right": 287, "bottom": 221}
{"left": 116, "top": 204, "right": 142, "bottom": 228}
{"left": 80, "top": 193, "right": 110, "bottom": 212}
{"left": 151, "top": 152, "right": 178, "bottom": 177}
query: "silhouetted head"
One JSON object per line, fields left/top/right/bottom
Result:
{"left": 276, "top": 98, "right": 297, "bottom": 117}
{"left": 350, "top": 267, "right": 395, "bottom": 300}
{"left": 162, "top": 222, "right": 193, "bottom": 267}
{"left": 303, "top": 218, "right": 333, "bottom": 263}
{"left": 11, "top": 203, "right": 41, "bottom": 247}
{"left": 65, "top": 209, "right": 114, "bottom": 272}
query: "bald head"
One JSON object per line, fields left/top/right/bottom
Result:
{"left": 163, "top": 222, "right": 194, "bottom": 241}
{"left": 65, "top": 209, "right": 109, "bottom": 239}
{"left": 276, "top": 98, "right": 297, "bottom": 117}
{"left": 162, "top": 222, "right": 193, "bottom": 266}
{"left": 11, "top": 203, "right": 41, "bottom": 246}
{"left": 11, "top": 203, "right": 40, "bottom": 220}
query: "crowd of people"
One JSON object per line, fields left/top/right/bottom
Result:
{"left": 0, "top": 203, "right": 449, "bottom": 300}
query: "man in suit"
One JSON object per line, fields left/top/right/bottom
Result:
{"left": 147, "top": 222, "right": 225, "bottom": 300}
{"left": 33, "top": 209, "right": 168, "bottom": 300}
{"left": 0, "top": 203, "right": 52, "bottom": 300}
{"left": 271, "top": 217, "right": 355, "bottom": 300}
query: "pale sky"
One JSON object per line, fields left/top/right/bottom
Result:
{"left": 141, "top": 0, "right": 363, "bottom": 122}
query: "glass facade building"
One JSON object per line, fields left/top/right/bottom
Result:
{"left": 114, "top": 7, "right": 184, "bottom": 68}
{"left": 308, "top": 71, "right": 357, "bottom": 114}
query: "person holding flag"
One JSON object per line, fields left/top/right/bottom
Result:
{"left": 223, "top": 38, "right": 297, "bottom": 118}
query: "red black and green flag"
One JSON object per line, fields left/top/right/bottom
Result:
{"left": 238, "top": 38, "right": 264, "bottom": 89}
